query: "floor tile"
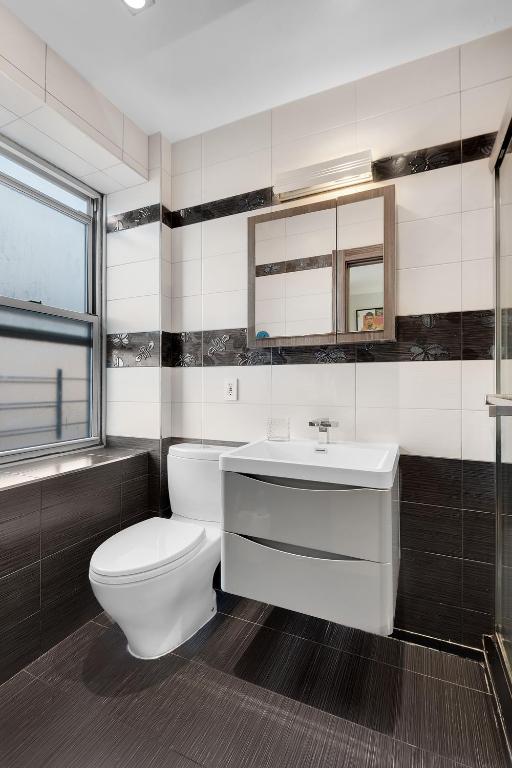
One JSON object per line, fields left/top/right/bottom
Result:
{"left": 216, "top": 589, "right": 268, "bottom": 623}
{"left": 3, "top": 612, "right": 507, "bottom": 768}
{"left": 171, "top": 614, "right": 507, "bottom": 767}
{"left": 257, "top": 604, "right": 489, "bottom": 692}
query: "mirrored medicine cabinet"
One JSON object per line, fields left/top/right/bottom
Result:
{"left": 247, "top": 185, "right": 395, "bottom": 347}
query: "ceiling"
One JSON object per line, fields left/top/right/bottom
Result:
{"left": 4, "top": 0, "right": 512, "bottom": 142}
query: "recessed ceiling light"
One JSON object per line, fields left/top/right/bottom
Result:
{"left": 122, "top": 0, "right": 155, "bottom": 15}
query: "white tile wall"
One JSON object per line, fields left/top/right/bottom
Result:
{"left": 397, "top": 214, "right": 461, "bottom": 268}
{"left": 461, "top": 259, "right": 494, "bottom": 311}
{"left": 107, "top": 295, "right": 160, "bottom": 334}
{"left": 462, "top": 410, "right": 495, "bottom": 462}
{"left": 395, "top": 164, "right": 461, "bottom": 222}
{"left": 107, "top": 367, "right": 160, "bottom": 403}
{"left": 462, "top": 360, "right": 494, "bottom": 411}
{"left": 272, "top": 123, "right": 357, "bottom": 181}
{"left": 397, "top": 262, "right": 461, "bottom": 315}
{"left": 107, "top": 222, "right": 160, "bottom": 267}
{"left": 399, "top": 409, "right": 461, "bottom": 458}
{"left": 460, "top": 27, "right": 512, "bottom": 90}
{"left": 171, "top": 223, "right": 202, "bottom": 263}
{"left": 461, "top": 77, "right": 512, "bottom": 138}
{"left": 171, "top": 296, "right": 202, "bottom": 333}
{"left": 203, "top": 112, "right": 270, "bottom": 166}
{"left": 356, "top": 47, "right": 460, "bottom": 120}
{"left": 461, "top": 208, "right": 494, "bottom": 262}
{"left": 171, "top": 135, "right": 202, "bottom": 176}
{"left": 203, "top": 149, "right": 271, "bottom": 203}
{"left": 106, "top": 259, "right": 160, "bottom": 301}
{"left": 172, "top": 169, "right": 202, "bottom": 209}
{"left": 162, "top": 29, "right": 507, "bottom": 459}
{"left": 106, "top": 401, "right": 161, "bottom": 439}
{"left": 272, "top": 83, "right": 356, "bottom": 145}
{"left": 203, "top": 290, "right": 247, "bottom": 330}
{"left": 205, "top": 366, "right": 271, "bottom": 404}
{"left": 271, "top": 364, "right": 355, "bottom": 408}
{"left": 171, "top": 259, "right": 202, "bottom": 298}
{"left": 357, "top": 93, "right": 460, "bottom": 159}
{"left": 171, "top": 367, "right": 203, "bottom": 403}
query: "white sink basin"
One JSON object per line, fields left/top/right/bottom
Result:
{"left": 220, "top": 439, "right": 399, "bottom": 489}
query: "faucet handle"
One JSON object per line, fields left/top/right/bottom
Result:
{"left": 308, "top": 418, "right": 339, "bottom": 428}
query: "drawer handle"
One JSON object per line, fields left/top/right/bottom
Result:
{"left": 243, "top": 534, "right": 364, "bottom": 562}
{"left": 241, "top": 472, "right": 383, "bottom": 494}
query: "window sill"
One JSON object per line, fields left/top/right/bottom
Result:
{"left": 0, "top": 446, "right": 148, "bottom": 492}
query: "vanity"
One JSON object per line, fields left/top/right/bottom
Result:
{"left": 219, "top": 180, "right": 400, "bottom": 634}
{"left": 220, "top": 439, "right": 400, "bottom": 636}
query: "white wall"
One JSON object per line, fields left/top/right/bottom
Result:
{"left": 167, "top": 27, "right": 512, "bottom": 461}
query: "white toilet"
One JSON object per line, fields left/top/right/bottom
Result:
{"left": 89, "top": 443, "right": 224, "bottom": 659}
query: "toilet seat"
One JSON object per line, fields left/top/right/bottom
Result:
{"left": 89, "top": 517, "right": 205, "bottom": 585}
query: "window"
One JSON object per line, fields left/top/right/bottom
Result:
{"left": 0, "top": 140, "right": 103, "bottom": 462}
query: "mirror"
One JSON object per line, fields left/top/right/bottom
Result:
{"left": 253, "top": 203, "right": 336, "bottom": 342}
{"left": 248, "top": 185, "right": 395, "bottom": 347}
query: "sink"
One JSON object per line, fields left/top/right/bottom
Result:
{"left": 220, "top": 439, "right": 399, "bottom": 489}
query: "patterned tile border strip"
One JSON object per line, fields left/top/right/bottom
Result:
{"left": 106, "top": 332, "right": 160, "bottom": 368}
{"left": 156, "top": 309, "right": 495, "bottom": 367}
{"left": 106, "top": 133, "right": 497, "bottom": 234}
{"left": 106, "top": 203, "right": 160, "bottom": 234}
{"left": 106, "top": 310, "right": 495, "bottom": 368}
{"left": 163, "top": 187, "right": 273, "bottom": 229}
{"left": 255, "top": 253, "right": 333, "bottom": 277}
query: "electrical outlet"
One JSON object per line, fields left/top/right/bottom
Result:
{"left": 224, "top": 377, "right": 238, "bottom": 401}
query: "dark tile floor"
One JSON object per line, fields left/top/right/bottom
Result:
{"left": 0, "top": 591, "right": 508, "bottom": 768}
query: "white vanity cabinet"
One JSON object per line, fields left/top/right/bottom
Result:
{"left": 221, "top": 470, "right": 399, "bottom": 635}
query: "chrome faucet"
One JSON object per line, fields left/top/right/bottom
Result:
{"left": 308, "top": 418, "right": 339, "bottom": 449}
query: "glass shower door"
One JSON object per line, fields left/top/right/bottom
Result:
{"left": 492, "top": 112, "right": 512, "bottom": 671}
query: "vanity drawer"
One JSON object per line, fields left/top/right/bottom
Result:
{"left": 221, "top": 532, "right": 395, "bottom": 635}
{"left": 222, "top": 471, "right": 394, "bottom": 562}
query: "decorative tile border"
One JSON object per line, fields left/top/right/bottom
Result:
{"left": 255, "top": 253, "right": 333, "bottom": 277}
{"left": 373, "top": 140, "right": 461, "bottom": 182}
{"left": 163, "top": 187, "right": 273, "bottom": 229}
{"left": 272, "top": 343, "right": 356, "bottom": 365}
{"left": 357, "top": 312, "right": 462, "bottom": 363}
{"left": 105, "top": 132, "right": 496, "bottom": 235}
{"left": 373, "top": 132, "right": 495, "bottom": 182}
{"left": 462, "top": 309, "right": 495, "bottom": 361}
{"left": 160, "top": 310, "right": 494, "bottom": 367}
{"left": 106, "top": 332, "right": 160, "bottom": 368}
{"left": 161, "top": 331, "right": 203, "bottom": 367}
{"left": 106, "top": 203, "right": 160, "bottom": 234}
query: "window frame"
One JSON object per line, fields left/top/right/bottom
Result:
{"left": 0, "top": 136, "right": 105, "bottom": 465}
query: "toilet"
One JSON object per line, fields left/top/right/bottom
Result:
{"left": 89, "top": 443, "right": 225, "bottom": 659}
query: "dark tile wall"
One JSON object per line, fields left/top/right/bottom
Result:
{"left": 396, "top": 455, "right": 495, "bottom": 648}
{"left": 106, "top": 436, "right": 163, "bottom": 512}
{"left": 0, "top": 454, "right": 151, "bottom": 683}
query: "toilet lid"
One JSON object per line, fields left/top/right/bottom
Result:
{"left": 90, "top": 517, "right": 205, "bottom": 578}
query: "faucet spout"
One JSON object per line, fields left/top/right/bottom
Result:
{"left": 308, "top": 418, "right": 339, "bottom": 445}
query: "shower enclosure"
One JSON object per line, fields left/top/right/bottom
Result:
{"left": 488, "top": 93, "right": 512, "bottom": 726}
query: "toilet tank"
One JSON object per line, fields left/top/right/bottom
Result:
{"left": 167, "top": 443, "right": 225, "bottom": 523}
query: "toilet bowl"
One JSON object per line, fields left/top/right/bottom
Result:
{"left": 89, "top": 443, "right": 226, "bottom": 659}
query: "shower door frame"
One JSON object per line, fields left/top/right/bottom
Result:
{"left": 489, "top": 91, "right": 512, "bottom": 675}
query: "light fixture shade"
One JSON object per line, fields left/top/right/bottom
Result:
{"left": 122, "top": 0, "right": 155, "bottom": 15}
{"left": 274, "top": 150, "right": 373, "bottom": 201}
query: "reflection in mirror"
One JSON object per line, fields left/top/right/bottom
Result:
{"left": 254, "top": 206, "right": 336, "bottom": 339}
{"left": 347, "top": 261, "right": 384, "bottom": 332}
{"left": 337, "top": 194, "right": 385, "bottom": 335}
{"left": 337, "top": 196, "right": 383, "bottom": 250}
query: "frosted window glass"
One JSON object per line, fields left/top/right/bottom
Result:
{"left": 0, "top": 154, "right": 88, "bottom": 212}
{"left": 0, "top": 306, "right": 92, "bottom": 453}
{"left": 0, "top": 183, "right": 88, "bottom": 312}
